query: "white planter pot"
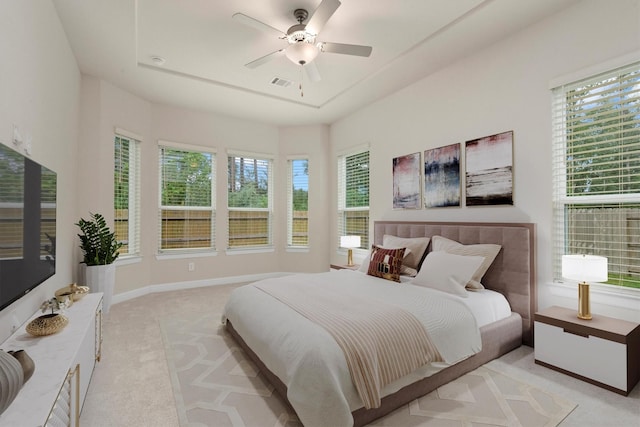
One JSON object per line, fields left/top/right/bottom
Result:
{"left": 84, "top": 264, "right": 115, "bottom": 314}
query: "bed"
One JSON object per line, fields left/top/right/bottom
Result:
{"left": 223, "top": 221, "right": 536, "bottom": 426}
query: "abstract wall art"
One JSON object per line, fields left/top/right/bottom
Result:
{"left": 423, "top": 143, "right": 461, "bottom": 208}
{"left": 392, "top": 152, "right": 421, "bottom": 209}
{"left": 465, "top": 131, "right": 513, "bottom": 206}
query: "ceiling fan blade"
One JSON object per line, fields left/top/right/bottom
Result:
{"left": 306, "top": 0, "right": 341, "bottom": 35}
{"left": 232, "top": 13, "right": 285, "bottom": 38}
{"left": 245, "top": 49, "right": 286, "bottom": 69}
{"left": 305, "top": 61, "right": 321, "bottom": 82}
{"left": 320, "top": 42, "right": 372, "bottom": 57}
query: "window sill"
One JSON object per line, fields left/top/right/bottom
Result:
{"left": 156, "top": 251, "right": 218, "bottom": 261}
{"left": 115, "top": 256, "right": 142, "bottom": 266}
{"left": 547, "top": 281, "right": 640, "bottom": 311}
{"left": 226, "top": 247, "right": 274, "bottom": 256}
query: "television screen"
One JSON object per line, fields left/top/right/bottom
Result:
{"left": 0, "top": 143, "right": 56, "bottom": 311}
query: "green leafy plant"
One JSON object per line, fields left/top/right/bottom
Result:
{"left": 76, "top": 213, "right": 122, "bottom": 265}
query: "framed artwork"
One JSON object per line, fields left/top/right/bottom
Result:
{"left": 465, "top": 131, "right": 513, "bottom": 206}
{"left": 423, "top": 143, "right": 461, "bottom": 208}
{"left": 392, "top": 152, "right": 421, "bottom": 209}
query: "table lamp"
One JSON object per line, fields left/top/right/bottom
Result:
{"left": 561, "top": 254, "right": 608, "bottom": 320}
{"left": 340, "top": 236, "right": 361, "bottom": 266}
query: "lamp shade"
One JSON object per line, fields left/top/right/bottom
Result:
{"left": 562, "top": 254, "right": 608, "bottom": 283}
{"left": 340, "top": 235, "right": 361, "bottom": 249}
{"left": 285, "top": 42, "right": 319, "bottom": 65}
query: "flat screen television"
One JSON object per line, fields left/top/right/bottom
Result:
{"left": 0, "top": 143, "right": 56, "bottom": 311}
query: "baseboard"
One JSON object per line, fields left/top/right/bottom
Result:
{"left": 111, "top": 272, "right": 294, "bottom": 305}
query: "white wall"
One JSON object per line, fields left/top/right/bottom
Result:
{"left": 0, "top": 1, "right": 81, "bottom": 342}
{"left": 329, "top": 0, "right": 640, "bottom": 322}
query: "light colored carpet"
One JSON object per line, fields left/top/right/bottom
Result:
{"left": 161, "top": 310, "right": 577, "bottom": 427}
{"left": 80, "top": 284, "right": 639, "bottom": 427}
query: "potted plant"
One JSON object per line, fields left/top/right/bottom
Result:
{"left": 76, "top": 213, "right": 122, "bottom": 313}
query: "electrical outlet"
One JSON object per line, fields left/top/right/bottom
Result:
{"left": 10, "top": 311, "right": 20, "bottom": 333}
{"left": 188, "top": 262, "right": 195, "bottom": 272}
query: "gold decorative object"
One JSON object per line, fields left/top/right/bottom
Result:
{"left": 55, "top": 283, "right": 89, "bottom": 303}
{"left": 26, "top": 314, "right": 68, "bottom": 337}
{"left": 561, "top": 254, "right": 608, "bottom": 321}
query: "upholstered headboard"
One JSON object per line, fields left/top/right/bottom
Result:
{"left": 374, "top": 221, "right": 536, "bottom": 346}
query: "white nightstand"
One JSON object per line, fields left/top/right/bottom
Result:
{"left": 534, "top": 306, "right": 640, "bottom": 396}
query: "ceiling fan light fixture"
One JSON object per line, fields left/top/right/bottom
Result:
{"left": 285, "top": 42, "right": 319, "bottom": 65}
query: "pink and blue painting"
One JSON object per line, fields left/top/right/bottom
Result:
{"left": 423, "top": 143, "right": 461, "bottom": 208}
{"left": 465, "top": 131, "right": 513, "bottom": 206}
{"left": 393, "top": 152, "right": 421, "bottom": 209}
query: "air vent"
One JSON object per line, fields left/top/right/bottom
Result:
{"left": 270, "top": 77, "right": 293, "bottom": 88}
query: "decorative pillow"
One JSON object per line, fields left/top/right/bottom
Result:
{"left": 366, "top": 245, "right": 406, "bottom": 282}
{"left": 358, "top": 247, "right": 415, "bottom": 276}
{"left": 382, "top": 235, "right": 430, "bottom": 270}
{"left": 410, "top": 251, "right": 484, "bottom": 297}
{"left": 431, "top": 235, "right": 501, "bottom": 289}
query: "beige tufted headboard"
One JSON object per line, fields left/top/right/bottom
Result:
{"left": 374, "top": 221, "right": 537, "bottom": 346}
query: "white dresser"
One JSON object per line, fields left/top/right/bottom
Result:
{"left": 534, "top": 305, "right": 640, "bottom": 396}
{"left": 0, "top": 293, "right": 103, "bottom": 426}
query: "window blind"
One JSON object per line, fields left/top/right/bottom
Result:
{"left": 114, "top": 134, "right": 141, "bottom": 256}
{"left": 158, "top": 143, "right": 215, "bottom": 252}
{"left": 337, "top": 150, "right": 370, "bottom": 250}
{"left": 227, "top": 153, "right": 273, "bottom": 249}
{"left": 551, "top": 61, "right": 640, "bottom": 288}
{"left": 287, "top": 158, "right": 309, "bottom": 247}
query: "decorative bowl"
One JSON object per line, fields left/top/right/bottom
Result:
{"left": 26, "top": 314, "right": 68, "bottom": 337}
{"left": 55, "top": 283, "right": 89, "bottom": 302}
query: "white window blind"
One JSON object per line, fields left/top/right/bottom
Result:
{"left": 227, "top": 152, "right": 273, "bottom": 249}
{"left": 337, "top": 149, "right": 370, "bottom": 250}
{"left": 158, "top": 143, "right": 215, "bottom": 252}
{"left": 287, "top": 157, "right": 309, "bottom": 247}
{"left": 114, "top": 134, "right": 141, "bottom": 256}
{"left": 551, "top": 60, "right": 640, "bottom": 289}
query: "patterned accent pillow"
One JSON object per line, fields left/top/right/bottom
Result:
{"left": 366, "top": 245, "right": 406, "bottom": 282}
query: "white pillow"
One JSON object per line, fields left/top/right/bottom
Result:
{"left": 382, "top": 235, "right": 430, "bottom": 270}
{"left": 358, "top": 247, "right": 416, "bottom": 276}
{"left": 410, "top": 251, "right": 484, "bottom": 297}
{"left": 431, "top": 236, "right": 501, "bottom": 289}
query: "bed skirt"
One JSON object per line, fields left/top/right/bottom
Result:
{"left": 226, "top": 311, "right": 522, "bottom": 427}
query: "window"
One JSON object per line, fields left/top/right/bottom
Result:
{"left": 552, "top": 61, "right": 640, "bottom": 290}
{"left": 114, "top": 133, "right": 141, "bottom": 256}
{"left": 158, "top": 142, "right": 215, "bottom": 252}
{"left": 227, "top": 152, "right": 273, "bottom": 249}
{"left": 287, "top": 157, "right": 309, "bottom": 247}
{"left": 337, "top": 149, "right": 369, "bottom": 250}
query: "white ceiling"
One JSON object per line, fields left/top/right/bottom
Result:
{"left": 53, "top": 0, "right": 578, "bottom": 126}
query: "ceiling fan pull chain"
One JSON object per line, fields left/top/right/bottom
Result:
{"left": 299, "top": 65, "right": 304, "bottom": 97}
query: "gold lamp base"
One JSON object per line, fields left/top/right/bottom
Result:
{"left": 577, "top": 282, "right": 592, "bottom": 320}
{"left": 347, "top": 248, "right": 354, "bottom": 266}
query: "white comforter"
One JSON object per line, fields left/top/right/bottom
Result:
{"left": 222, "top": 270, "right": 482, "bottom": 427}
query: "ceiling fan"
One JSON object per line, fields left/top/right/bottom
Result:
{"left": 233, "top": 0, "right": 372, "bottom": 82}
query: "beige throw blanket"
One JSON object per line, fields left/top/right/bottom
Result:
{"left": 255, "top": 279, "right": 442, "bottom": 409}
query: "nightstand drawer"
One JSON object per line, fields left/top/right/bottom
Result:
{"left": 535, "top": 321, "right": 627, "bottom": 391}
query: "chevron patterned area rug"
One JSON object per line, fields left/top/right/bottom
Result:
{"left": 161, "top": 311, "right": 576, "bottom": 427}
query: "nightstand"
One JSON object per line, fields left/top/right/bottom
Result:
{"left": 330, "top": 264, "right": 360, "bottom": 270}
{"left": 534, "top": 305, "right": 640, "bottom": 395}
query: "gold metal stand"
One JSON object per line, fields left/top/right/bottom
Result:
{"left": 347, "top": 248, "right": 354, "bottom": 266}
{"left": 578, "top": 282, "right": 592, "bottom": 320}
